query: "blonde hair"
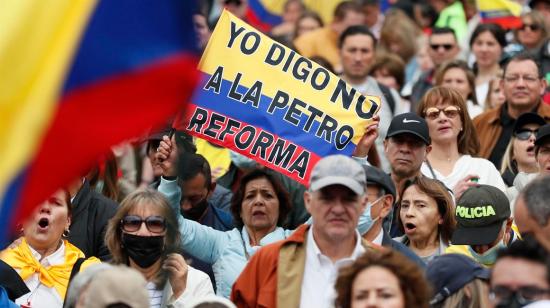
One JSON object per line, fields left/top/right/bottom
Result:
{"left": 484, "top": 72, "right": 503, "bottom": 111}
{"left": 500, "top": 138, "right": 515, "bottom": 174}
{"left": 105, "top": 189, "right": 181, "bottom": 288}
{"left": 439, "top": 279, "right": 490, "bottom": 308}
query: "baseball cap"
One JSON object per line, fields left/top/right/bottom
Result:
{"left": 84, "top": 265, "right": 149, "bottom": 308}
{"left": 452, "top": 185, "right": 511, "bottom": 245}
{"left": 309, "top": 155, "right": 366, "bottom": 195}
{"left": 385, "top": 112, "right": 431, "bottom": 145}
{"left": 513, "top": 112, "right": 546, "bottom": 133}
{"left": 426, "top": 254, "right": 490, "bottom": 305}
{"left": 363, "top": 165, "right": 396, "bottom": 199}
{"left": 535, "top": 123, "right": 550, "bottom": 146}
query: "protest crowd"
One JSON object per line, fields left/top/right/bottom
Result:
{"left": 5, "top": 0, "right": 550, "bottom": 307}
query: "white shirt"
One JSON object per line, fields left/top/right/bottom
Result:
{"left": 299, "top": 229, "right": 365, "bottom": 308}
{"left": 371, "top": 229, "right": 384, "bottom": 246}
{"left": 421, "top": 155, "right": 507, "bottom": 192}
{"left": 15, "top": 242, "right": 66, "bottom": 308}
{"left": 147, "top": 281, "right": 163, "bottom": 308}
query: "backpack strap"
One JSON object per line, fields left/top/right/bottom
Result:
{"left": 69, "top": 257, "right": 86, "bottom": 283}
{"left": 377, "top": 82, "right": 396, "bottom": 114}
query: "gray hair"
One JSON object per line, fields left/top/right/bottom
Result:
{"left": 63, "top": 263, "right": 113, "bottom": 308}
{"left": 521, "top": 175, "right": 550, "bottom": 226}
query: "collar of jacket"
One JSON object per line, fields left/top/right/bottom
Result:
{"left": 276, "top": 225, "right": 377, "bottom": 307}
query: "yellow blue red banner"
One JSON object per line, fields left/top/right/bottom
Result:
{"left": 182, "top": 10, "right": 380, "bottom": 185}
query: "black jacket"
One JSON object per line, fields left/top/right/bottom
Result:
{"left": 69, "top": 181, "right": 118, "bottom": 261}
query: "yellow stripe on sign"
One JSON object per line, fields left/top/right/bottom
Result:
{"left": 199, "top": 10, "right": 381, "bottom": 145}
{"left": 0, "top": 0, "right": 97, "bottom": 197}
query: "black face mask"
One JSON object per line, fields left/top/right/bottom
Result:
{"left": 121, "top": 233, "right": 164, "bottom": 268}
{"left": 180, "top": 198, "right": 209, "bottom": 221}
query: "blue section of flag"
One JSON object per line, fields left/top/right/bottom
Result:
{"left": 192, "top": 73, "right": 356, "bottom": 157}
{"left": 248, "top": 0, "right": 283, "bottom": 26}
{"left": 63, "top": 0, "right": 198, "bottom": 93}
{"left": 0, "top": 170, "right": 27, "bottom": 245}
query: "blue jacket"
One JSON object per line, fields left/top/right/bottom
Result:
{"left": 158, "top": 178, "right": 294, "bottom": 298}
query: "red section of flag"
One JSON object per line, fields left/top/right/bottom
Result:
{"left": 245, "top": 9, "right": 272, "bottom": 33}
{"left": 481, "top": 16, "right": 522, "bottom": 29}
{"left": 14, "top": 54, "right": 198, "bottom": 224}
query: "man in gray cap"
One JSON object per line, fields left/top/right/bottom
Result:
{"left": 232, "top": 155, "right": 376, "bottom": 308}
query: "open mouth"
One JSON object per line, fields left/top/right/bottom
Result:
{"left": 404, "top": 222, "right": 416, "bottom": 233}
{"left": 527, "top": 145, "right": 535, "bottom": 154}
{"left": 37, "top": 217, "right": 50, "bottom": 230}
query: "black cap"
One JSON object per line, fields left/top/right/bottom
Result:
{"left": 513, "top": 112, "right": 546, "bottom": 133}
{"left": 452, "top": 185, "right": 511, "bottom": 245}
{"left": 535, "top": 123, "right": 550, "bottom": 146}
{"left": 385, "top": 112, "right": 430, "bottom": 145}
{"left": 426, "top": 254, "right": 490, "bottom": 305}
{"left": 362, "top": 165, "right": 396, "bottom": 199}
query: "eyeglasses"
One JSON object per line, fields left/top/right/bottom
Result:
{"left": 503, "top": 75, "right": 540, "bottom": 84}
{"left": 121, "top": 215, "right": 166, "bottom": 233}
{"left": 490, "top": 286, "right": 550, "bottom": 304}
{"left": 430, "top": 44, "right": 455, "bottom": 51}
{"left": 424, "top": 106, "right": 461, "bottom": 120}
{"left": 514, "top": 128, "right": 538, "bottom": 140}
{"left": 519, "top": 23, "right": 542, "bottom": 32}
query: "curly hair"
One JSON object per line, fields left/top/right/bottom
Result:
{"left": 335, "top": 248, "right": 430, "bottom": 308}
{"left": 230, "top": 169, "right": 291, "bottom": 229}
{"left": 105, "top": 188, "right": 181, "bottom": 288}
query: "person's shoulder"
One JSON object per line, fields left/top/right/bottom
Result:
{"left": 293, "top": 27, "right": 327, "bottom": 46}
{"left": 537, "top": 102, "right": 550, "bottom": 118}
{"left": 89, "top": 190, "right": 118, "bottom": 209}
{"left": 472, "top": 106, "right": 500, "bottom": 124}
{"left": 187, "top": 265, "right": 211, "bottom": 281}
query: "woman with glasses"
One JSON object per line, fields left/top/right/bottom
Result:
{"left": 501, "top": 113, "right": 544, "bottom": 187}
{"left": 105, "top": 189, "right": 214, "bottom": 307}
{"left": 514, "top": 11, "right": 549, "bottom": 52}
{"left": 470, "top": 23, "right": 507, "bottom": 104}
{"left": 417, "top": 87, "right": 506, "bottom": 199}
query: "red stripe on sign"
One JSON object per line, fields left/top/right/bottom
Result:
{"left": 178, "top": 103, "right": 321, "bottom": 186}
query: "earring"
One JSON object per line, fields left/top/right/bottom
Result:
{"left": 62, "top": 229, "right": 71, "bottom": 238}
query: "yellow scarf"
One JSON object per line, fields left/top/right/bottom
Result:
{"left": 0, "top": 238, "right": 98, "bottom": 299}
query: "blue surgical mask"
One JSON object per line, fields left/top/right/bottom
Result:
{"left": 357, "top": 196, "right": 384, "bottom": 235}
{"left": 230, "top": 151, "right": 258, "bottom": 170}
{"left": 468, "top": 239, "right": 506, "bottom": 266}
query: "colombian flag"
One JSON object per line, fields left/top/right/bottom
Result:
{"left": 477, "top": 0, "right": 522, "bottom": 29}
{"left": 0, "top": 0, "right": 199, "bottom": 245}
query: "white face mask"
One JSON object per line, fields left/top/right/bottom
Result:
{"left": 357, "top": 196, "right": 384, "bottom": 235}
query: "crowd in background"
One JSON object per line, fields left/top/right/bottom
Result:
{"left": 2, "top": 0, "right": 550, "bottom": 307}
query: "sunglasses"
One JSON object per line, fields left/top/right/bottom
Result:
{"left": 514, "top": 128, "right": 538, "bottom": 140}
{"left": 519, "top": 23, "right": 542, "bottom": 32}
{"left": 424, "top": 106, "right": 461, "bottom": 120}
{"left": 121, "top": 215, "right": 166, "bottom": 233}
{"left": 430, "top": 44, "right": 454, "bottom": 51}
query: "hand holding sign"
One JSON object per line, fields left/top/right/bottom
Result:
{"left": 353, "top": 115, "right": 380, "bottom": 158}
{"left": 156, "top": 135, "right": 178, "bottom": 178}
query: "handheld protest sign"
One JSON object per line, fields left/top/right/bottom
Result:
{"left": 181, "top": 10, "right": 380, "bottom": 185}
